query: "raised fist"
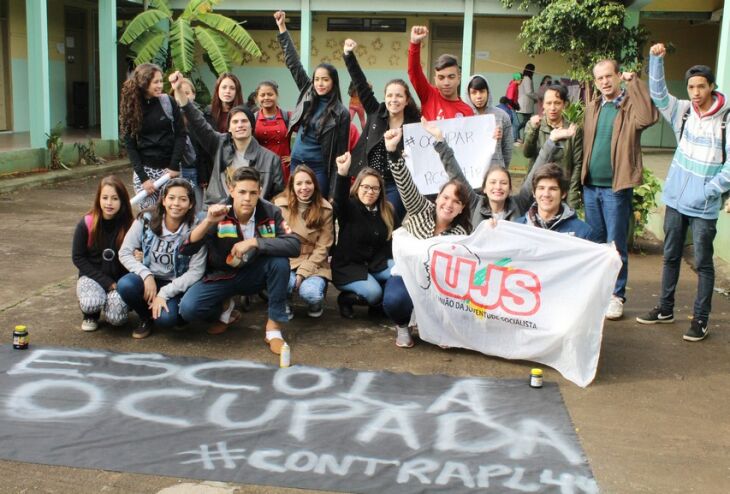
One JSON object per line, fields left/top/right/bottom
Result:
{"left": 650, "top": 43, "right": 666, "bottom": 58}
{"left": 410, "top": 26, "right": 428, "bottom": 44}
{"left": 343, "top": 39, "right": 357, "bottom": 54}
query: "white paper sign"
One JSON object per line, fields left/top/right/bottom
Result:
{"left": 402, "top": 114, "right": 496, "bottom": 194}
{"left": 393, "top": 220, "right": 622, "bottom": 387}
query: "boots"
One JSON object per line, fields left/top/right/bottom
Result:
{"left": 337, "top": 292, "right": 367, "bottom": 319}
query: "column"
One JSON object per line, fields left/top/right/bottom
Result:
{"left": 460, "top": 0, "right": 474, "bottom": 93}
{"left": 716, "top": 0, "right": 729, "bottom": 91}
{"left": 26, "top": 0, "right": 50, "bottom": 149}
{"left": 300, "top": 0, "right": 312, "bottom": 75}
{"left": 99, "top": 0, "right": 118, "bottom": 141}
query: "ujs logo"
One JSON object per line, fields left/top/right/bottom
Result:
{"left": 426, "top": 244, "right": 541, "bottom": 316}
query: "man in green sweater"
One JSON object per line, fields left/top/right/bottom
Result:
{"left": 582, "top": 60, "right": 659, "bottom": 320}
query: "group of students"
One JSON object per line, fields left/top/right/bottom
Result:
{"left": 71, "top": 13, "right": 728, "bottom": 352}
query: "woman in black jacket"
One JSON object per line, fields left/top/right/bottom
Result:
{"left": 72, "top": 175, "right": 134, "bottom": 331}
{"left": 275, "top": 10, "right": 350, "bottom": 199}
{"left": 120, "top": 63, "right": 185, "bottom": 209}
{"left": 343, "top": 38, "right": 421, "bottom": 221}
{"left": 331, "top": 152, "right": 396, "bottom": 318}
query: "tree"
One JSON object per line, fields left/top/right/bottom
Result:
{"left": 501, "top": 0, "right": 649, "bottom": 85}
{"left": 119, "top": 0, "right": 261, "bottom": 76}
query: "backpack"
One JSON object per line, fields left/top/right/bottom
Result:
{"left": 159, "top": 94, "right": 197, "bottom": 167}
{"left": 84, "top": 214, "right": 94, "bottom": 248}
{"left": 678, "top": 106, "right": 730, "bottom": 164}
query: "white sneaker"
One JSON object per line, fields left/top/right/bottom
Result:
{"left": 605, "top": 296, "right": 624, "bottom": 320}
{"left": 81, "top": 316, "right": 98, "bottom": 332}
{"left": 395, "top": 325, "right": 414, "bottom": 348}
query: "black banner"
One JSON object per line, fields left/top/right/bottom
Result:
{"left": 0, "top": 346, "right": 596, "bottom": 493}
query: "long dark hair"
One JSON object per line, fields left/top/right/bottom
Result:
{"left": 283, "top": 165, "right": 327, "bottom": 230}
{"left": 436, "top": 179, "right": 473, "bottom": 234}
{"left": 350, "top": 167, "right": 395, "bottom": 240}
{"left": 144, "top": 178, "right": 197, "bottom": 236}
{"left": 384, "top": 78, "right": 421, "bottom": 121}
{"left": 210, "top": 73, "right": 244, "bottom": 129}
{"left": 300, "top": 63, "right": 344, "bottom": 138}
{"left": 87, "top": 175, "right": 133, "bottom": 249}
{"left": 119, "top": 63, "right": 162, "bottom": 138}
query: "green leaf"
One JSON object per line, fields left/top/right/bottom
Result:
{"left": 132, "top": 31, "right": 167, "bottom": 66}
{"left": 170, "top": 18, "right": 195, "bottom": 73}
{"left": 196, "top": 12, "right": 261, "bottom": 58}
{"left": 119, "top": 9, "right": 169, "bottom": 45}
{"left": 182, "top": 0, "right": 214, "bottom": 21}
{"left": 148, "top": 0, "right": 172, "bottom": 17}
{"left": 194, "top": 26, "right": 230, "bottom": 75}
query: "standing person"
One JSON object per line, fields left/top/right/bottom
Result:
{"left": 331, "top": 153, "right": 396, "bottom": 319}
{"left": 348, "top": 80, "right": 367, "bottom": 129}
{"left": 205, "top": 73, "right": 245, "bottom": 133}
{"left": 120, "top": 63, "right": 184, "bottom": 209}
{"left": 72, "top": 176, "right": 134, "bottom": 331}
{"left": 343, "top": 38, "right": 421, "bottom": 221}
{"left": 636, "top": 44, "right": 730, "bottom": 341}
{"left": 168, "top": 77, "right": 205, "bottom": 208}
{"left": 273, "top": 165, "right": 334, "bottom": 319}
{"left": 516, "top": 63, "right": 537, "bottom": 142}
{"left": 117, "top": 179, "right": 206, "bottom": 339}
{"left": 382, "top": 128, "right": 472, "bottom": 348}
{"left": 275, "top": 10, "right": 350, "bottom": 199}
{"left": 535, "top": 75, "right": 553, "bottom": 116}
{"left": 504, "top": 74, "right": 522, "bottom": 142}
{"left": 178, "top": 168, "right": 300, "bottom": 354}
{"left": 169, "top": 71, "right": 284, "bottom": 206}
{"left": 408, "top": 26, "right": 474, "bottom": 120}
{"left": 464, "top": 74, "right": 513, "bottom": 167}
{"left": 582, "top": 60, "right": 659, "bottom": 320}
{"left": 254, "top": 81, "right": 292, "bottom": 183}
{"left": 523, "top": 83, "right": 583, "bottom": 209}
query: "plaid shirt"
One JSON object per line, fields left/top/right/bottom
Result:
{"left": 601, "top": 89, "right": 626, "bottom": 108}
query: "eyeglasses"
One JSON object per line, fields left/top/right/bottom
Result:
{"left": 359, "top": 184, "right": 381, "bottom": 193}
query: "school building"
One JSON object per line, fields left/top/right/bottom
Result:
{"left": 1, "top": 0, "right": 729, "bottom": 254}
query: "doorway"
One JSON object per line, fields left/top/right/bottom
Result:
{"left": 65, "top": 6, "right": 89, "bottom": 128}
{"left": 428, "top": 21, "right": 463, "bottom": 75}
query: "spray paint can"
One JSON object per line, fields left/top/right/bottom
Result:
{"left": 530, "top": 368, "right": 543, "bottom": 388}
{"left": 279, "top": 343, "right": 291, "bottom": 368}
{"left": 13, "top": 325, "right": 29, "bottom": 350}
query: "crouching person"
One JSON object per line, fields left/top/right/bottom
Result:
{"left": 179, "top": 167, "right": 300, "bottom": 354}
{"left": 118, "top": 178, "right": 206, "bottom": 339}
{"left": 518, "top": 163, "right": 596, "bottom": 241}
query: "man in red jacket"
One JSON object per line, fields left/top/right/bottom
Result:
{"left": 408, "top": 26, "right": 474, "bottom": 121}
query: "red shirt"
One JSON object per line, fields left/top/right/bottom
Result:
{"left": 255, "top": 108, "right": 292, "bottom": 181}
{"left": 408, "top": 42, "right": 474, "bottom": 121}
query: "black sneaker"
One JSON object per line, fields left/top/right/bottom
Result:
{"left": 636, "top": 307, "right": 674, "bottom": 325}
{"left": 132, "top": 319, "right": 152, "bottom": 339}
{"left": 683, "top": 319, "right": 708, "bottom": 342}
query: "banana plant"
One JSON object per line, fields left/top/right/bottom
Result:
{"left": 562, "top": 101, "right": 585, "bottom": 127}
{"left": 119, "top": 0, "right": 261, "bottom": 75}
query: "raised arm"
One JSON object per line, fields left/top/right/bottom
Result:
{"left": 343, "top": 39, "right": 380, "bottom": 115}
{"left": 407, "top": 26, "right": 432, "bottom": 106}
{"left": 170, "top": 71, "right": 224, "bottom": 157}
{"left": 422, "top": 117, "right": 479, "bottom": 211}
{"left": 333, "top": 152, "right": 353, "bottom": 223}
{"left": 385, "top": 128, "right": 430, "bottom": 216}
{"left": 624, "top": 71, "right": 659, "bottom": 131}
{"left": 648, "top": 43, "right": 684, "bottom": 131}
{"left": 275, "top": 11, "right": 311, "bottom": 92}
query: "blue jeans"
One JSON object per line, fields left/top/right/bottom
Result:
{"left": 117, "top": 273, "right": 181, "bottom": 328}
{"left": 509, "top": 109, "right": 520, "bottom": 141}
{"left": 583, "top": 185, "right": 633, "bottom": 300}
{"left": 292, "top": 159, "right": 329, "bottom": 198}
{"left": 385, "top": 181, "right": 405, "bottom": 224}
{"left": 335, "top": 259, "right": 394, "bottom": 306}
{"left": 516, "top": 112, "right": 531, "bottom": 141}
{"left": 382, "top": 275, "right": 413, "bottom": 326}
{"left": 288, "top": 271, "right": 327, "bottom": 306}
{"left": 659, "top": 206, "right": 717, "bottom": 322}
{"left": 179, "top": 256, "right": 290, "bottom": 323}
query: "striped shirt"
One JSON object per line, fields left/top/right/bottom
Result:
{"left": 389, "top": 155, "right": 469, "bottom": 239}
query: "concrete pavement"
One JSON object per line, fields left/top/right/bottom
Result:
{"left": 0, "top": 165, "right": 728, "bottom": 493}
